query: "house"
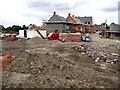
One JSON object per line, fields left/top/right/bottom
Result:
{"left": 45, "top": 11, "right": 67, "bottom": 34}
{"left": 66, "top": 13, "right": 83, "bottom": 24}
{"left": 18, "top": 24, "right": 46, "bottom": 39}
{"left": 92, "top": 25, "right": 102, "bottom": 32}
{"left": 75, "top": 16, "right": 93, "bottom": 26}
{"left": 106, "top": 23, "right": 120, "bottom": 38}
{"left": 75, "top": 16, "right": 93, "bottom": 33}
{"left": 27, "top": 24, "right": 46, "bottom": 39}
{"left": 110, "top": 23, "right": 119, "bottom": 31}
{"left": 66, "top": 13, "right": 84, "bottom": 32}
{"left": 40, "top": 23, "right": 47, "bottom": 30}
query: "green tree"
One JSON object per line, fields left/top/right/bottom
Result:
{"left": 6, "top": 26, "right": 12, "bottom": 33}
{"left": 0, "top": 25, "right": 5, "bottom": 32}
{"left": 1, "top": 25, "right": 28, "bottom": 33}
{"left": 101, "top": 23, "right": 108, "bottom": 26}
{"left": 11, "top": 25, "right": 22, "bottom": 33}
{"left": 22, "top": 25, "right": 28, "bottom": 29}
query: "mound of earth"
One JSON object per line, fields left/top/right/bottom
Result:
{"left": 2, "top": 46, "right": 118, "bottom": 88}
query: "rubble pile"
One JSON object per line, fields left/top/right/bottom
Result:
{"left": 72, "top": 44, "right": 119, "bottom": 64}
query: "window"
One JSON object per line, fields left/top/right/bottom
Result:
{"left": 88, "top": 22, "right": 90, "bottom": 24}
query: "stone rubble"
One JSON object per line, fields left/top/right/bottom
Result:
{"left": 72, "top": 44, "right": 119, "bottom": 64}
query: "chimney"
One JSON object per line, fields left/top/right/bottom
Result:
{"left": 68, "top": 13, "right": 71, "bottom": 16}
{"left": 53, "top": 11, "right": 56, "bottom": 15}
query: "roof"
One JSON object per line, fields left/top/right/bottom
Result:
{"left": 66, "top": 15, "right": 83, "bottom": 24}
{"left": 28, "top": 24, "right": 41, "bottom": 30}
{"left": 48, "top": 12, "right": 66, "bottom": 22}
{"left": 40, "top": 23, "right": 47, "bottom": 30}
{"left": 72, "top": 17, "right": 83, "bottom": 24}
{"left": 57, "top": 15, "right": 66, "bottom": 21}
{"left": 46, "top": 21, "right": 66, "bottom": 24}
{"left": 76, "top": 17, "right": 92, "bottom": 22}
{"left": 28, "top": 24, "right": 36, "bottom": 30}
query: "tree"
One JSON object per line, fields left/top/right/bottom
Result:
{"left": 0, "top": 25, "right": 28, "bottom": 33}
{"left": 22, "top": 25, "right": 28, "bottom": 29}
{"left": 0, "top": 25, "right": 5, "bottom": 32}
{"left": 6, "top": 27, "right": 12, "bottom": 33}
{"left": 11, "top": 25, "right": 23, "bottom": 33}
{"left": 101, "top": 23, "right": 108, "bottom": 26}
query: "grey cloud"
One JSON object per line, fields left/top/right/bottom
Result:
{"left": 102, "top": 6, "right": 118, "bottom": 12}
{"left": 25, "top": 0, "right": 89, "bottom": 21}
{"left": 54, "top": 2, "right": 81, "bottom": 11}
{"left": 27, "top": 1, "right": 87, "bottom": 12}
{"left": 28, "top": 2, "right": 52, "bottom": 12}
{"left": 54, "top": 3, "right": 72, "bottom": 10}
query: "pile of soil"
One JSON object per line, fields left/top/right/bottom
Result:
{"left": 2, "top": 46, "right": 119, "bottom": 88}
{"left": 27, "top": 37, "right": 62, "bottom": 45}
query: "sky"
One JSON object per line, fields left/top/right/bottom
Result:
{"left": 0, "top": 0, "right": 119, "bottom": 27}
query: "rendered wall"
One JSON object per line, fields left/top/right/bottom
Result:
{"left": 27, "top": 30, "right": 46, "bottom": 38}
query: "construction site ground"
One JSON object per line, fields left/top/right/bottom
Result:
{"left": 1, "top": 32, "right": 120, "bottom": 89}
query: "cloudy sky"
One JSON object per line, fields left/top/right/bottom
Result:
{"left": 0, "top": 0, "right": 119, "bottom": 27}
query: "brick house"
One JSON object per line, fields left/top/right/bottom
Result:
{"left": 92, "top": 25, "right": 102, "bottom": 32}
{"left": 75, "top": 16, "right": 93, "bottom": 26}
{"left": 45, "top": 12, "right": 67, "bottom": 34}
{"left": 75, "top": 16, "right": 93, "bottom": 33}
{"left": 66, "top": 13, "right": 84, "bottom": 32}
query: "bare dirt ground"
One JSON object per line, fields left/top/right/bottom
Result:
{"left": 1, "top": 33, "right": 120, "bottom": 89}
{"left": 91, "top": 32, "right": 116, "bottom": 45}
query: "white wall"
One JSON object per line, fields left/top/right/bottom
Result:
{"left": 19, "top": 30, "right": 25, "bottom": 38}
{"left": 27, "top": 29, "right": 46, "bottom": 39}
